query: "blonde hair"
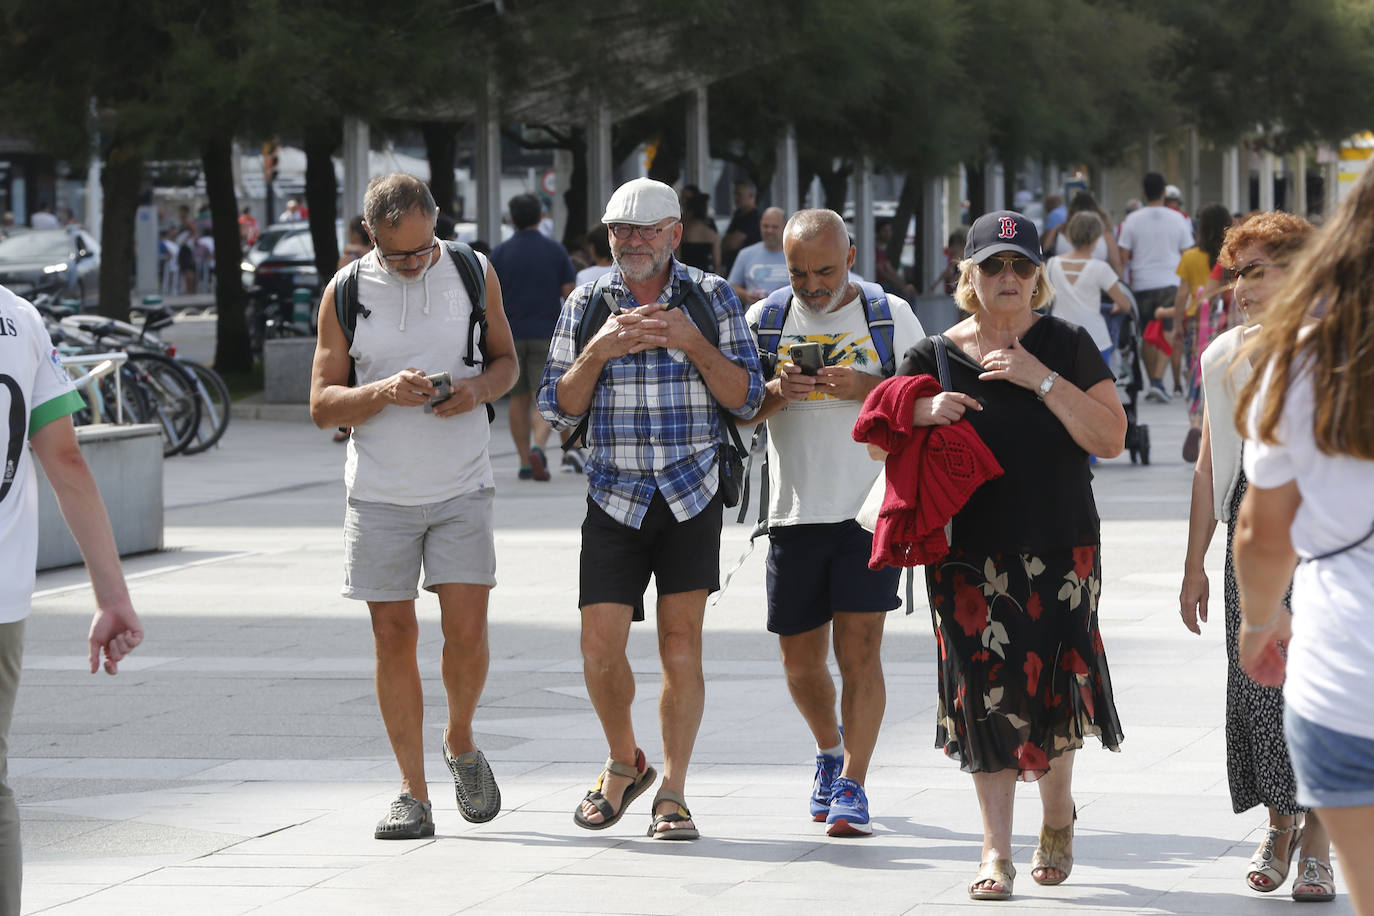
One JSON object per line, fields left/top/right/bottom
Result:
{"left": 1065, "top": 211, "right": 1103, "bottom": 249}
{"left": 954, "top": 258, "right": 1055, "bottom": 313}
{"left": 1233, "top": 186, "right": 1374, "bottom": 458}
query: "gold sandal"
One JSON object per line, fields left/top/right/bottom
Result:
{"left": 1247, "top": 823, "right": 1301, "bottom": 893}
{"left": 968, "top": 857, "right": 1016, "bottom": 901}
{"left": 1031, "top": 808, "right": 1076, "bottom": 886}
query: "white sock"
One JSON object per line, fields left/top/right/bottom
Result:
{"left": 819, "top": 740, "right": 844, "bottom": 759}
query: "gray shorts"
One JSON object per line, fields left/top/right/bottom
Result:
{"left": 342, "top": 488, "right": 497, "bottom": 601}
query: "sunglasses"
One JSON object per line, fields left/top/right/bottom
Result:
{"left": 1222, "top": 261, "right": 1270, "bottom": 284}
{"left": 608, "top": 221, "right": 676, "bottom": 241}
{"left": 976, "top": 255, "right": 1038, "bottom": 279}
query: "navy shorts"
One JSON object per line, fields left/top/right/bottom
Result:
{"left": 1285, "top": 707, "right": 1374, "bottom": 809}
{"left": 579, "top": 491, "right": 722, "bottom": 620}
{"left": 766, "top": 521, "right": 901, "bottom": 636}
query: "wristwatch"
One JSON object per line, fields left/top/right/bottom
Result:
{"left": 1037, "top": 371, "right": 1059, "bottom": 399}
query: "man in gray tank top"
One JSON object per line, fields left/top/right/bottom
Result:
{"left": 309, "top": 173, "right": 519, "bottom": 839}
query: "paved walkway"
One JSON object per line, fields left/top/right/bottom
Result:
{"left": 15, "top": 394, "right": 1351, "bottom": 914}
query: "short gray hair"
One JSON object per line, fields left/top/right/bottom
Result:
{"left": 363, "top": 173, "right": 436, "bottom": 231}
{"left": 783, "top": 208, "right": 847, "bottom": 244}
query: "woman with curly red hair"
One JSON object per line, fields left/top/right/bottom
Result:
{"left": 1178, "top": 210, "right": 1337, "bottom": 901}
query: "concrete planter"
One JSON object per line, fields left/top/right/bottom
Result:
{"left": 36, "top": 423, "right": 164, "bottom": 570}
{"left": 263, "top": 338, "right": 316, "bottom": 404}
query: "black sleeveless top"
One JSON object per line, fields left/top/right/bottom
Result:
{"left": 898, "top": 315, "right": 1113, "bottom": 553}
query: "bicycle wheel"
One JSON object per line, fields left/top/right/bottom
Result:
{"left": 98, "top": 369, "right": 151, "bottom": 426}
{"left": 126, "top": 352, "right": 201, "bottom": 456}
{"left": 177, "top": 359, "right": 232, "bottom": 454}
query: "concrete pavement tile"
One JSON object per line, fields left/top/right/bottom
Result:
{"left": 31, "top": 883, "right": 296, "bottom": 914}
{"left": 123, "top": 864, "right": 346, "bottom": 887}
{"left": 458, "top": 873, "right": 708, "bottom": 914}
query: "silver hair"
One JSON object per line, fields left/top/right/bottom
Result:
{"left": 783, "top": 208, "right": 847, "bottom": 244}
{"left": 362, "top": 173, "right": 436, "bottom": 231}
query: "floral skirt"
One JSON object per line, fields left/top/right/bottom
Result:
{"left": 926, "top": 544, "right": 1125, "bottom": 779}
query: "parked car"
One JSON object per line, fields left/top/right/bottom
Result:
{"left": 0, "top": 228, "right": 101, "bottom": 307}
{"left": 240, "top": 222, "right": 344, "bottom": 325}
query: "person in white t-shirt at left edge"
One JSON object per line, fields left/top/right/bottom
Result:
{"left": 737, "top": 208, "right": 926, "bottom": 837}
{"left": 0, "top": 285, "right": 144, "bottom": 916}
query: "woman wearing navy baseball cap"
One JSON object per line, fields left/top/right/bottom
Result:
{"left": 893, "top": 210, "right": 1128, "bottom": 900}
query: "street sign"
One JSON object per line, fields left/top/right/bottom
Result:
{"left": 540, "top": 169, "right": 557, "bottom": 196}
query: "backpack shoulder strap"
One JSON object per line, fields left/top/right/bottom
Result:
{"left": 564, "top": 273, "right": 617, "bottom": 451}
{"left": 676, "top": 266, "right": 721, "bottom": 348}
{"left": 445, "top": 241, "right": 487, "bottom": 367}
{"left": 333, "top": 257, "right": 366, "bottom": 347}
{"left": 857, "top": 279, "right": 896, "bottom": 377}
{"left": 754, "top": 285, "right": 793, "bottom": 359}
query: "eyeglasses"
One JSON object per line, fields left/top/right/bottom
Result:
{"left": 608, "top": 221, "right": 676, "bottom": 241}
{"left": 376, "top": 241, "right": 439, "bottom": 263}
{"left": 1222, "top": 261, "right": 1270, "bottom": 284}
{"left": 976, "top": 255, "right": 1038, "bottom": 279}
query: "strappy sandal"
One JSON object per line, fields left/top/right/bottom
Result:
{"left": 1031, "top": 808, "right": 1076, "bottom": 886}
{"left": 968, "top": 857, "right": 1016, "bottom": 901}
{"left": 1291, "top": 857, "right": 1336, "bottom": 903}
{"left": 572, "top": 748, "right": 656, "bottom": 830}
{"left": 646, "top": 788, "right": 699, "bottom": 840}
{"left": 1247, "top": 823, "right": 1301, "bottom": 893}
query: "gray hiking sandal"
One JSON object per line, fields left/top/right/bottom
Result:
{"left": 375, "top": 792, "right": 434, "bottom": 840}
{"left": 444, "top": 735, "right": 501, "bottom": 823}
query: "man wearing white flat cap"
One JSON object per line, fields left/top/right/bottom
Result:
{"left": 538, "top": 177, "right": 763, "bottom": 840}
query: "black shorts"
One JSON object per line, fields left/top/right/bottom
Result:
{"left": 1134, "top": 286, "right": 1177, "bottom": 333}
{"left": 578, "top": 491, "right": 722, "bottom": 620}
{"left": 766, "top": 521, "right": 901, "bottom": 636}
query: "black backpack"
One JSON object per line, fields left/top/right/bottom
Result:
{"left": 562, "top": 267, "right": 749, "bottom": 507}
{"left": 332, "top": 241, "right": 494, "bottom": 423}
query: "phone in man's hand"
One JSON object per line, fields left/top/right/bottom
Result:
{"left": 790, "top": 342, "right": 824, "bottom": 376}
{"left": 424, "top": 372, "right": 452, "bottom": 412}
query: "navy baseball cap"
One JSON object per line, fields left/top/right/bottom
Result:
{"left": 964, "top": 210, "right": 1042, "bottom": 265}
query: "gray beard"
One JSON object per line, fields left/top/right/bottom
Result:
{"left": 615, "top": 247, "right": 672, "bottom": 284}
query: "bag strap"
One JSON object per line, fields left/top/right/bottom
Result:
{"left": 856, "top": 280, "right": 897, "bottom": 377}
{"left": 933, "top": 333, "right": 953, "bottom": 390}
{"left": 564, "top": 272, "right": 620, "bottom": 452}
{"left": 1302, "top": 519, "right": 1374, "bottom": 563}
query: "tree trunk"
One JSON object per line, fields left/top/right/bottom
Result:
{"left": 202, "top": 134, "right": 252, "bottom": 374}
{"left": 817, "top": 161, "right": 851, "bottom": 212}
{"left": 965, "top": 160, "right": 986, "bottom": 220}
{"left": 421, "top": 120, "right": 459, "bottom": 217}
{"left": 97, "top": 140, "right": 140, "bottom": 321}
{"left": 304, "top": 120, "right": 340, "bottom": 285}
{"left": 561, "top": 128, "right": 588, "bottom": 249}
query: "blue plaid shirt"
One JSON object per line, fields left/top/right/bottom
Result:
{"left": 537, "top": 260, "right": 764, "bottom": 529}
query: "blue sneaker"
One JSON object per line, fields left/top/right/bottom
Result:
{"left": 825, "top": 777, "right": 872, "bottom": 836}
{"left": 809, "top": 751, "right": 844, "bottom": 821}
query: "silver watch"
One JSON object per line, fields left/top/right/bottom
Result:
{"left": 1037, "top": 371, "right": 1059, "bottom": 399}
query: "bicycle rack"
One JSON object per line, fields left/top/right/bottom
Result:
{"left": 61, "top": 351, "right": 131, "bottom": 424}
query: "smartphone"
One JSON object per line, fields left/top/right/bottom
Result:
{"left": 790, "top": 342, "right": 824, "bottom": 376}
{"left": 424, "top": 371, "right": 452, "bottom": 412}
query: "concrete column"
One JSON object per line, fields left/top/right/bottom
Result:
{"left": 1293, "top": 149, "right": 1308, "bottom": 215}
{"left": 684, "top": 87, "right": 710, "bottom": 192}
{"left": 852, "top": 156, "right": 875, "bottom": 280}
{"left": 1259, "top": 150, "right": 1276, "bottom": 211}
{"left": 922, "top": 175, "right": 949, "bottom": 294}
{"left": 983, "top": 152, "right": 1003, "bottom": 213}
{"left": 474, "top": 82, "right": 503, "bottom": 247}
{"left": 1094, "top": 164, "right": 1110, "bottom": 213}
{"left": 1187, "top": 127, "right": 1200, "bottom": 213}
{"left": 1222, "top": 146, "right": 1242, "bottom": 215}
{"left": 1043, "top": 160, "right": 1058, "bottom": 199}
{"left": 341, "top": 117, "right": 371, "bottom": 223}
{"left": 586, "top": 103, "right": 614, "bottom": 225}
{"left": 1325, "top": 159, "right": 1340, "bottom": 213}
{"left": 772, "top": 125, "right": 799, "bottom": 215}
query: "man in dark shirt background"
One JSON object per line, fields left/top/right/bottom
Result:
{"left": 721, "top": 180, "right": 762, "bottom": 274}
{"left": 490, "top": 193, "right": 577, "bottom": 480}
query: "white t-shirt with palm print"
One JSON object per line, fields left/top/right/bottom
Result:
{"left": 746, "top": 290, "right": 925, "bottom": 527}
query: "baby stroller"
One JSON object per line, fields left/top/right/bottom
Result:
{"left": 1113, "top": 288, "right": 1150, "bottom": 464}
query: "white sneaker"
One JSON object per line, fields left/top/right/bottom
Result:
{"left": 561, "top": 447, "right": 586, "bottom": 473}
{"left": 1145, "top": 384, "right": 1170, "bottom": 403}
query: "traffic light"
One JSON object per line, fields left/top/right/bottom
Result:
{"left": 261, "top": 141, "right": 279, "bottom": 185}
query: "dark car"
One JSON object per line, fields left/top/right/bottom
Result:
{"left": 0, "top": 228, "right": 102, "bottom": 307}
{"left": 240, "top": 222, "right": 345, "bottom": 319}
